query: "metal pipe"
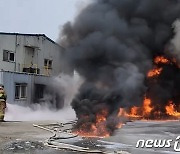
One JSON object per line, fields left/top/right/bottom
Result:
{"left": 14, "top": 34, "right": 18, "bottom": 72}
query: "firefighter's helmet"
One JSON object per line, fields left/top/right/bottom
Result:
{"left": 0, "top": 84, "right": 4, "bottom": 88}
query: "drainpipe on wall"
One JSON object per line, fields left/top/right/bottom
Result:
{"left": 0, "top": 71, "right": 3, "bottom": 85}
{"left": 14, "top": 34, "right": 18, "bottom": 72}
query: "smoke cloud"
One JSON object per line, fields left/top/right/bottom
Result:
{"left": 5, "top": 74, "right": 83, "bottom": 122}
{"left": 59, "top": 0, "right": 180, "bottom": 134}
{"left": 52, "top": 73, "right": 84, "bottom": 107}
{"left": 170, "top": 20, "right": 180, "bottom": 62}
{"left": 5, "top": 103, "right": 76, "bottom": 122}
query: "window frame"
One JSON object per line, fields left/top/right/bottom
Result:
{"left": 44, "top": 59, "right": 48, "bottom": 67}
{"left": 15, "top": 83, "right": 27, "bottom": 100}
{"left": 44, "top": 59, "right": 53, "bottom": 69}
{"left": 34, "top": 84, "right": 45, "bottom": 100}
{"left": 3, "top": 50, "right": 15, "bottom": 62}
{"left": 48, "top": 60, "right": 53, "bottom": 69}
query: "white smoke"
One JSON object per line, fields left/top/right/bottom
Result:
{"left": 170, "top": 20, "right": 180, "bottom": 62}
{"left": 5, "top": 73, "right": 84, "bottom": 122}
{"left": 53, "top": 72, "right": 84, "bottom": 107}
{"left": 5, "top": 104, "right": 76, "bottom": 122}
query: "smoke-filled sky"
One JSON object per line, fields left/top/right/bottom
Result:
{"left": 0, "top": 0, "right": 89, "bottom": 41}
{"left": 60, "top": 0, "right": 180, "bottom": 134}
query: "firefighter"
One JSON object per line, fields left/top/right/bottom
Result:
{"left": 0, "top": 84, "right": 7, "bottom": 122}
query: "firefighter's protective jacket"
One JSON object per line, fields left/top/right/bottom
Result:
{"left": 0, "top": 90, "right": 7, "bottom": 102}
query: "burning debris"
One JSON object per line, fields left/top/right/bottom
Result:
{"left": 59, "top": 0, "right": 180, "bottom": 138}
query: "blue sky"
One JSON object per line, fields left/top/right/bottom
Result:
{"left": 0, "top": 0, "right": 89, "bottom": 41}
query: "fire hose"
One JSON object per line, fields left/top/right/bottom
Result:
{"left": 33, "top": 122, "right": 130, "bottom": 154}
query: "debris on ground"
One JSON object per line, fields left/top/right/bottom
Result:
{"left": 3, "top": 140, "right": 45, "bottom": 152}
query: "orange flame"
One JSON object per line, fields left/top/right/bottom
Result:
{"left": 147, "top": 67, "right": 163, "bottom": 77}
{"left": 75, "top": 109, "right": 110, "bottom": 138}
{"left": 165, "top": 101, "right": 180, "bottom": 117}
{"left": 117, "top": 108, "right": 128, "bottom": 117}
{"left": 142, "top": 97, "right": 153, "bottom": 116}
{"left": 117, "top": 97, "right": 153, "bottom": 119}
{"left": 96, "top": 109, "right": 108, "bottom": 123}
{"left": 154, "top": 56, "right": 169, "bottom": 64}
{"left": 127, "top": 106, "right": 141, "bottom": 118}
{"left": 119, "top": 99, "right": 180, "bottom": 120}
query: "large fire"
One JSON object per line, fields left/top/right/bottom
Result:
{"left": 74, "top": 109, "right": 111, "bottom": 138}
{"left": 121, "top": 98, "right": 180, "bottom": 120}
{"left": 123, "top": 56, "right": 180, "bottom": 120}
{"left": 75, "top": 55, "right": 180, "bottom": 138}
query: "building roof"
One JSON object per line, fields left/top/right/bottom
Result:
{"left": 0, "top": 32, "right": 64, "bottom": 49}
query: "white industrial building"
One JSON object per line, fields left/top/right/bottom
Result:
{"left": 0, "top": 32, "right": 64, "bottom": 107}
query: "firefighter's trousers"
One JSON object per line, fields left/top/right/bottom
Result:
{"left": 0, "top": 101, "right": 6, "bottom": 121}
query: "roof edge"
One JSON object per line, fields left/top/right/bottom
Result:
{"left": 0, "top": 32, "right": 64, "bottom": 49}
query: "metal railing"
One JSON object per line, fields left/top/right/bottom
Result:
{"left": 22, "top": 64, "right": 39, "bottom": 74}
{"left": 21, "top": 64, "right": 52, "bottom": 76}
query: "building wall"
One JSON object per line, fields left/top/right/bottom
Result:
{"left": 0, "top": 71, "right": 53, "bottom": 106}
{"left": 0, "top": 34, "right": 16, "bottom": 72}
{"left": 0, "top": 34, "right": 64, "bottom": 76}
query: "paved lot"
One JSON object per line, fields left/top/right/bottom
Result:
{"left": 0, "top": 120, "right": 179, "bottom": 154}
{"left": 106, "top": 120, "right": 180, "bottom": 154}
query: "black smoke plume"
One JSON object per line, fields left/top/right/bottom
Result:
{"left": 59, "top": 0, "right": 180, "bottom": 135}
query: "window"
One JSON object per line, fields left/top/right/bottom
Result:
{"left": 44, "top": 59, "right": 48, "bottom": 67}
{"left": 3, "top": 50, "right": 8, "bottom": 61}
{"left": 48, "top": 60, "right": 52, "bottom": 68}
{"left": 34, "top": 84, "right": 45, "bottom": 100}
{"left": 44, "top": 59, "right": 53, "bottom": 69}
{"left": 15, "top": 83, "right": 27, "bottom": 99}
{"left": 9, "top": 52, "right": 15, "bottom": 61}
{"left": 3, "top": 50, "right": 15, "bottom": 62}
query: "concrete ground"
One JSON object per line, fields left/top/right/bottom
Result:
{"left": 0, "top": 120, "right": 179, "bottom": 154}
{"left": 0, "top": 121, "right": 61, "bottom": 154}
{"left": 106, "top": 120, "right": 180, "bottom": 154}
